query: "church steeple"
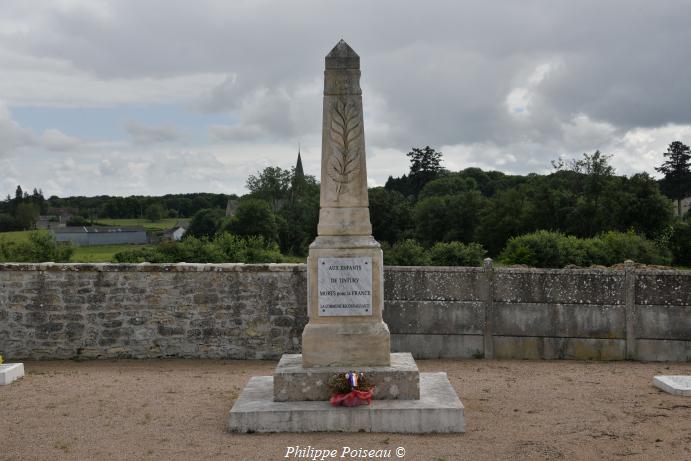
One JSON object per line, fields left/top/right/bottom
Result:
{"left": 291, "top": 145, "right": 306, "bottom": 203}
{"left": 295, "top": 145, "right": 305, "bottom": 181}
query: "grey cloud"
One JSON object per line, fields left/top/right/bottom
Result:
{"left": 125, "top": 122, "right": 184, "bottom": 145}
{"left": 206, "top": 81, "right": 321, "bottom": 142}
{"left": 40, "top": 129, "right": 82, "bottom": 151}
{"left": 2, "top": 0, "right": 691, "bottom": 197}
{"left": 209, "top": 123, "right": 266, "bottom": 142}
{"left": 0, "top": 103, "right": 35, "bottom": 156}
{"left": 9, "top": 1, "right": 691, "bottom": 141}
{"left": 99, "top": 158, "right": 126, "bottom": 177}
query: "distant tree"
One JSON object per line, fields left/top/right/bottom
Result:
{"left": 0, "top": 232, "right": 73, "bottom": 263}
{"left": 413, "top": 191, "right": 485, "bottom": 244}
{"left": 278, "top": 178, "right": 320, "bottom": 256}
{"left": 15, "top": 185, "right": 23, "bottom": 202}
{"left": 406, "top": 146, "right": 445, "bottom": 198}
{"left": 190, "top": 196, "right": 213, "bottom": 212}
{"left": 456, "top": 168, "right": 500, "bottom": 197}
{"left": 14, "top": 202, "right": 39, "bottom": 230}
{"left": 387, "top": 146, "right": 446, "bottom": 198}
{"left": 368, "top": 188, "right": 413, "bottom": 244}
{"left": 429, "top": 241, "right": 486, "bottom": 266}
{"left": 384, "top": 174, "right": 416, "bottom": 198}
{"left": 551, "top": 151, "right": 617, "bottom": 237}
{"left": 477, "top": 188, "right": 535, "bottom": 256}
{"left": 112, "top": 233, "right": 282, "bottom": 264}
{"left": 553, "top": 150, "right": 614, "bottom": 174}
{"left": 669, "top": 221, "right": 691, "bottom": 266}
{"left": 418, "top": 175, "right": 477, "bottom": 199}
{"left": 186, "top": 208, "right": 224, "bottom": 239}
{"left": 611, "top": 173, "right": 672, "bottom": 238}
{"left": 382, "top": 239, "right": 431, "bottom": 266}
{"left": 28, "top": 188, "right": 46, "bottom": 213}
{"left": 246, "top": 166, "right": 292, "bottom": 212}
{"left": 408, "top": 146, "right": 444, "bottom": 176}
{"left": 499, "top": 230, "right": 670, "bottom": 268}
{"left": 224, "top": 199, "right": 278, "bottom": 243}
{"left": 656, "top": 141, "right": 691, "bottom": 216}
{"left": 0, "top": 213, "right": 17, "bottom": 232}
{"left": 66, "top": 216, "right": 90, "bottom": 226}
{"left": 144, "top": 203, "right": 167, "bottom": 222}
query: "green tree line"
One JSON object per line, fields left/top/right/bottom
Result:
{"left": 2, "top": 142, "right": 690, "bottom": 267}
{"left": 0, "top": 190, "right": 233, "bottom": 231}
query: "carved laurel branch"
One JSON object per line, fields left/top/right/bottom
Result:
{"left": 327, "top": 97, "right": 362, "bottom": 200}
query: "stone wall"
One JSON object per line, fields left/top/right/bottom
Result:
{"left": 0, "top": 263, "right": 307, "bottom": 360}
{"left": 384, "top": 262, "right": 691, "bottom": 361}
{"left": 1, "top": 262, "right": 689, "bottom": 361}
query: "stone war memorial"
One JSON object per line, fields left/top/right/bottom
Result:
{"left": 228, "top": 40, "right": 465, "bottom": 433}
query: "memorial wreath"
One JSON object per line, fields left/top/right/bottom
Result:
{"left": 327, "top": 371, "right": 374, "bottom": 407}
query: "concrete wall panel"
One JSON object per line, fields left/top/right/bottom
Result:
{"left": 494, "top": 270, "right": 625, "bottom": 304}
{"left": 391, "top": 334, "right": 483, "bottom": 359}
{"left": 635, "top": 273, "right": 691, "bottom": 306}
{"left": 492, "top": 302, "right": 626, "bottom": 339}
{"left": 384, "top": 267, "right": 485, "bottom": 301}
{"left": 636, "top": 339, "right": 691, "bottom": 361}
{"left": 384, "top": 300, "right": 484, "bottom": 335}
{"left": 636, "top": 305, "right": 691, "bottom": 340}
{"left": 493, "top": 336, "right": 626, "bottom": 360}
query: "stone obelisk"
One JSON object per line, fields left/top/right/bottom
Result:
{"left": 301, "top": 40, "right": 391, "bottom": 367}
{"left": 229, "top": 41, "right": 463, "bottom": 433}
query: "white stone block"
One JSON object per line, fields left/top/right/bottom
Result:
{"left": 0, "top": 363, "right": 25, "bottom": 385}
{"left": 653, "top": 375, "right": 691, "bottom": 396}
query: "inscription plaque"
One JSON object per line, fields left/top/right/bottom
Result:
{"left": 317, "top": 257, "right": 372, "bottom": 316}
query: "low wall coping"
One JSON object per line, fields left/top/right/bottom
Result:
{"left": 0, "top": 262, "right": 307, "bottom": 273}
{"left": 0, "top": 262, "right": 687, "bottom": 276}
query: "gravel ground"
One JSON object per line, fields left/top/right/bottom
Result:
{"left": 2, "top": 359, "right": 690, "bottom": 461}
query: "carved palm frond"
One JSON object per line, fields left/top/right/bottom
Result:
{"left": 327, "top": 97, "right": 362, "bottom": 199}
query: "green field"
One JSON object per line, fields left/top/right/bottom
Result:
{"left": 0, "top": 230, "right": 49, "bottom": 243}
{"left": 0, "top": 229, "right": 153, "bottom": 263}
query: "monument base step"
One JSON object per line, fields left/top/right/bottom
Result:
{"left": 229, "top": 372, "right": 464, "bottom": 433}
{"left": 273, "top": 352, "right": 419, "bottom": 401}
{"left": 0, "top": 363, "right": 25, "bottom": 385}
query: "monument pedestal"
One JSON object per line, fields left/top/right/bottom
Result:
{"left": 229, "top": 352, "right": 465, "bottom": 433}
{"left": 301, "top": 322, "right": 390, "bottom": 368}
{"left": 301, "top": 236, "right": 390, "bottom": 367}
{"left": 274, "top": 353, "right": 419, "bottom": 401}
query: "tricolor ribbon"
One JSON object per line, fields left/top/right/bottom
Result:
{"left": 346, "top": 371, "right": 359, "bottom": 389}
{"left": 329, "top": 389, "right": 374, "bottom": 407}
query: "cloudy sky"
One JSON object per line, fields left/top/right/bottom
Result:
{"left": 2, "top": 0, "right": 691, "bottom": 198}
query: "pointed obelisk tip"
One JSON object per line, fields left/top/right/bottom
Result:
{"left": 325, "top": 39, "right": 360, "bottom": 70}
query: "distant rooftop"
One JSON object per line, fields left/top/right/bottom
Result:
{"left": 53, "top": 226, "right": 145, "bottom": 234}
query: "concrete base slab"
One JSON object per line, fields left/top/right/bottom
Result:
{"left": 229, "top": 372, "right": 464, "bottom": 433}
{"left": 653, "top": 375, "right": 691, "bottom": 396}
{"left": 0, "top": 363, "right": 25, "bottom": 385}
{"left": 273, "top": 353, "right": 419, "bottom": 401}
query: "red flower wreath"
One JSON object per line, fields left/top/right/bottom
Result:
{"left": 328, "top": 371, "right": 375, "bottom": 407}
